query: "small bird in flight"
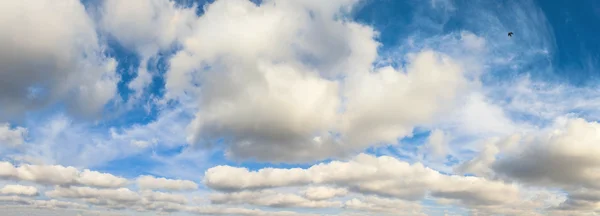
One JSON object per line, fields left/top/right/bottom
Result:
{"left": 508, "top": 32, "right": 514, "bottom": 37}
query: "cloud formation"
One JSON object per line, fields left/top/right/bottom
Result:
{"left": 0, "top": 162, "right": 127, "bottom": 188}
{"left": 0, "top": 123, "right": 27, "bottom": 147}
{"left": 205, "top": 153, "right": 521, "bottom": 206}
{"left": 127, "top": 0, "right": 470, "bottom": 163}
{"left": 493, "top": 118, "right": 600, "bottom": 189}
{"left": 2, "top": 0, "right": 600, "bottom": 215}
{"left": 0, "top": 185, "right": 38, "bottom": 197}
{"left": 0, "top": 0, "right": 118, "bottom": 120}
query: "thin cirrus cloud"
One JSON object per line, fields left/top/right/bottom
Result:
{"left": 0, "top": 0, "right": 599, "bottom": 215}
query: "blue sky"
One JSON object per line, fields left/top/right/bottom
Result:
{"left": 1, "top": 0, "right": 600, "bottom": 215}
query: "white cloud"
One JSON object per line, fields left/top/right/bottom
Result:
{"left": 167, "top": 0, "right": 374, "bottom": 100}
{"left": 2, "top": 0, "right": 597, "bottom": 215}
{"left": 187, "top": 206, "right": 322, "bottom": 216}
{"left": 454, "top": 140, "right": 500, "bottom": 178}
{"left": 454, "top": 92, "right": 519, "bottom": 137}
{"left": 553, "top": 189, "right": 600, "bottom": 212}
{"left": 344, "top": 196, "right": 425, "bottom": 215}
{"left": 205, "top": 153, "right": 520, "bottom": 206}
{"left": 0, "top": 0, "right": 119, "bottom": 120}
{"left": 76, "top": 170, "right": 129, "bottom": 188}
{"left": 0, "top": 162, "right": 78, "bottom": 185}
{"left": 0, "top": 123, "right": 27, "bottom": 147}
{"left": 460, "top": 188, "right": 563, "bottom": 216}
{"left": 431, "top": 175, "right": 520, "bottom": 206}
{"left": 0, "top": 162, "right": 127, "bottom": 188}
{"left": 44, "top": 186, "right": 196, "bottom": 213}
{"left": 210, "top": 190, "right": 342, "bottom": 208}
{"left": 145, "top": 0, "right": 473, "bottom": 162}
{"left": 30, "top": 199, "right": 89, "bottom": 210}
{"left": 141, "top": 190, "right": 188, "bottom": 204}
{"left": 203, "top": 165, "right": 311, "bottom": 191}
{"left": 137, "top": 175, "right": 198, "bottom": 191}
{"left": 183, "top": 48, "right": 468, "bottom": 162}
{"left": 452, "top": 118, "right": 600, "bottom": 213}
{"left": 421, "top": 129, "right": 448, "bottom": 159}
{"left": 302, "top": 187, "right": 348, "bottom": 201}
{"left": 0, "top": 196, "right": 88, "bottom": 210}
{"left": 100, "top": 0, "right": 197, "bottom": 97}
{"left": 0, "top": 191, "right": 326, "bottom": 215}
{"left": 46, "top": 186, "right": 140, "bottom": 203}
{"left": 340, "top": 51, "right": 468, "bottom": 149}
{"left": 0, "top": 185, "right": 38, "bottom": 197}
{"left": 493, "top": 118, "right": 600, "bottom": 189}
{"left": 137, "top": 200, "right": 188, "bottom": 213}
{"left": 454, "top": 134, "right": 522, "bottom": 178}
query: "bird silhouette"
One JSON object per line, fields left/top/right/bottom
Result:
{"left": 508, "top": 32, "right": 514, "bottom": 37}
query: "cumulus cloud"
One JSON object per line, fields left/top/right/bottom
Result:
{"left": 0, "top": 185, "right": 38, "bottom": 197}
{"left": 421, "top": 129, "right": 449, "bottom": 159}
{"left": 188, "top": 206, "right": 322, "bottom": 216}
{"left": 44, "top": 185, "right": 196, "bottom": 213}
{"left": 0, "top": 162, "right": 127, "bottom": 188}
{"left": 344, "top": 196, "right": 425, "bottom": 215}
{"left": 0, "top": 0, "right": 119, "bottom": 120}
{"left": 0, "top": 123, "right": 27, "bottom": 147}
{"left": 100, "top": 0, "right": 195, "bottom": 56}
{"left": 554, "top": 189, "right": 600, "bottom": 212}
{"left": 454, "top": 141, "right": 500, "bottom": 178}
{"left": 455, "top": 134, "right": 522, "bottom": 178}
{"left": 141, "top": 190, "right": 188, "bottom": 204}
{"left": 302, "top": 187, "right": 348, "bottom": 201}
{"left": 451, "top": 92, "right": 520, "bottom": 137}
{"left": 492, "top": 118, "right": 600, "bottom": 189}
{"left": 453, "top": 118, "right": 600, "bottom": 213}
{"left": 1, "top": 197, "right": 318, "bottom": 216}
{"left": 204, "top": 153, "right": 520, "bottom": 206}
{"left": 210, "top": 190, "right": 342, "bottom": 208}
{"left": 76, "top": 170, "right": 129, "bottom": 188}
{"left": 137, "top": 175, "right": 198, "bottom": 191}
{"left": 340, "top": 51, "right": 468, "bottom": 148}
{"left": 100, "top": 0, "right": 196, "bottom": 96}
{"left": 0, "top": 196, "right": 88, "bottom": 210}
{"left": 146, "top": 0, "right": 472, "bottom": 162}
{"left": 46, "top": 186, "right": 140, "bottom": 203}
{"left": 2, "top": 0, "right": 598, "bottom": 215}
{"left": 184, "top": 49, "right": 468, "bottom": 162}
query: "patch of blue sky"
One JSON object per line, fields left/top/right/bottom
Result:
{"left": 105, "top": 37, "right": 140, "bottom": 103}
{"left": 534, "top": 0, "right": 600, "bottom": 86}
{"left": 92, "top": 151, "right": 162, "bottom": 179}
{"left": 373, "top": 127, "right": 429, "bottom": 154}
{"left": 354, "top": 0, "right": 593, "bottom": 90}
{"left": 443, "top": 154, "right": 461, "bottom": 167}
{"left": 176, "top": 0, "right": 262, "bottom": 16}
{"left": 97, "top": 43, "right": 186, "bottom": 131}
{"left": 207, "top": 148, "right": 326, "bottom": 172}
{"left": 352, "top": 0, "right": 413, "bottom": 50}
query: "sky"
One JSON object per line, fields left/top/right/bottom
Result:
{"left": 1, "top": 0, "right": 600, "bottom": 215}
